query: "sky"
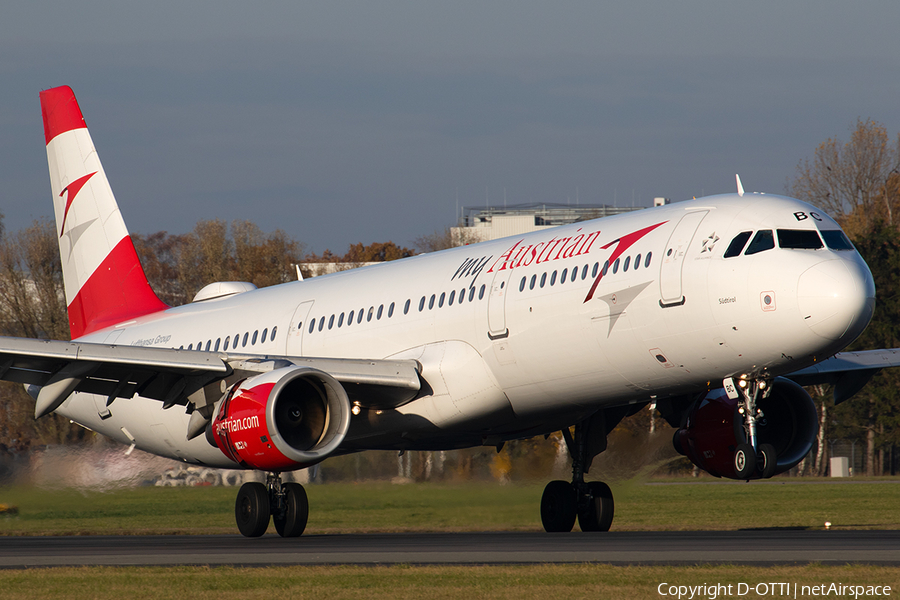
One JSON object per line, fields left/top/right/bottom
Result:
{"left": 2, "top": 1, "right": 899, "bottom": 253}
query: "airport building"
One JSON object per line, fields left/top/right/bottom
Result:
{"left": 450, "top": 199, "right": 668, "bottom": 244}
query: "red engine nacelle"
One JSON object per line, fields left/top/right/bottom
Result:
{"left": 210, "top": 366, "right": 351, "bottom": 471}
{"left": 673, "top": 378, "right": 818, "bottom": 479}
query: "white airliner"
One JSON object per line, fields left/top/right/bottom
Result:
{"left": 4, "top": 85, "right": 897, "bottom": 537}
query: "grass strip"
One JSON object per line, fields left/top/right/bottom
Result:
{"left": 1, "top": 479, "right": 898, "bottom": 536}
{"left": 0, "top": 564, "right": 897, "bottom": 600}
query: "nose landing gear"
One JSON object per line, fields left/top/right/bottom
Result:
{"left": 733, "top": 375, "right": 779, "bottom": 480}
{"left": 235, "top": 472, "right": 309, "bottom": 537}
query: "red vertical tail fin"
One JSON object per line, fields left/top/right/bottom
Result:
{"left": 40, "top": 86, "right": 167, "bottom": 339}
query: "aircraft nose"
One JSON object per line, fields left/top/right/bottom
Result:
{"left": 798, "top": 258, "right": 875, "bottom": 342}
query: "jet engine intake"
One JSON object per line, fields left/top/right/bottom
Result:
{"left": 210, "top": 366, "right": 351, "bottom": 471}
{"left": 673, "top": 377, "right": 818, "bottom": 479}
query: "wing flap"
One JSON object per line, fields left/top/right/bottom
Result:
{"left": 0, "top": 337, "right": 422, "bottom": 416}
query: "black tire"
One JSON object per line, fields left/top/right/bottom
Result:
{"left": 540, "top": 480, "right": 576, "bottom": 533}
{"left": 578, "top": 481, "right": 614, "bottom": 532}
{"left": 733, "top": 443, "right": 756, "bottom": 480}
{"left": 273, "top": 482, "right": 309, "bottom": 538}
{"left": 235, "top": 482, "right": 270, "bottom": 537}
{"left": 756, "top": 443, "right": 777, "bottom": 479}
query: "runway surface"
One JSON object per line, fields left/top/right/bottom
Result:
{"left": 1, "top": 531, "right": 897, "bottom": 567}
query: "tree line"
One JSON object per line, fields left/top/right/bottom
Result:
{"left": 1, "top": 119, "right": 898, "bottom": 478}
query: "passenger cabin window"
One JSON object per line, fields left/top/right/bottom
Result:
{"left": 744, "top": 230, "right": 775, "bottom": 255}
{"left": 821, "top": 230, "right": 855, "bottom": 251}
{"left": 271, "top": 327, "right": 277, "bottom": 341}
{"left": 777, "top": 229, "right": 823, "bottom": 249}
{"left": 724, "top": 231, "right": 753, "bottom": 258}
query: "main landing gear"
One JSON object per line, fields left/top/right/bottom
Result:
{"left": 541, "top": 417, "right": 614, "bottom": 532}
{"left": 235, "top": 473, "right": 309, "bottom": 537}
{"left": 732, "top": 375, "right": 777, "bottom": 480}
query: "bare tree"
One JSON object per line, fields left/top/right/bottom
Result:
{"left": 0, "top": 218, "right": 87, "bottom": 447}
{"left": 413, "top": 227, "right": 480, "bottom": 253}
{"left": 789, "top": 119, "right": 900, "bottom": 237}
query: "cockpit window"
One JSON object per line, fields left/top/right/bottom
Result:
{"left": 724, "top": 231, "right": 753, "bottom": 258}
{"left": 744, "top": 230, "right": 775, "bottom": 255}
{"left": 777, "top": 229, "right": 823, "bottom": 250}
{"left": 821, "top": 230, "right": 855, "bottom": 251}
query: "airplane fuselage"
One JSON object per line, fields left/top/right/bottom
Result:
{"left": 56, "top": 193, "right": 874, "bottom": 469}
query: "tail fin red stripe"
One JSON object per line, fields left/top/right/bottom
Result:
{"left": 66, "top": 236, "right": 168, "bottom": 339}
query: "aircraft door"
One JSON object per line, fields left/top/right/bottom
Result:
{"left": 286, "top": 300, "right": 314, "bottom": 356}
{"left": 659, "top": 210, "right": 708, "bottom": 307}
{"left": 487, "top": 268, "right": 514, "bottom": 339}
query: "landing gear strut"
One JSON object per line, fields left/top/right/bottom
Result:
{"left": 733, "top": 375, "right": 778, "bottom": 480}
{"left": 541, "top": 416, "right": 614, "bottom": 532}
{"left": 235, "top": 473, "right": 309, "bottom": 538}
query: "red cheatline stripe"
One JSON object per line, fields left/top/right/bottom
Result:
{"left": 40, "top": 86, "right": 86, "bottom": 145}
{"left": 67, "top": 236, "right": 168, "bottom": 339}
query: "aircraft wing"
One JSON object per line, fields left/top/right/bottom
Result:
{"left": 0, "top": 336, "right": 421, "bottom": 418}
{"left": 786, "top": 348, "right": 900, "bottom": 404}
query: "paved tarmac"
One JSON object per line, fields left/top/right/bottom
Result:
{"left": 1, "top": 530, "right": 897, "bottom": 567}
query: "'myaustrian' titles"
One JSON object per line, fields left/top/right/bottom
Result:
{"left": 486, "top": 227, "right": 604, "bottom": 273}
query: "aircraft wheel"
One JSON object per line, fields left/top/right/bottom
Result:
{"left": 756, "top": 443, "right": 777, "bottom": 479}
{"left": 274, "top": 482, "right": 309, "bottom": 538}
{"left": 578, "top": 481, "right": 614, "bottom": 532}
{"left": 733, "top": 443, "right": 756, "bottom": 480}
{"left": 235, "top": 482, "right": 270, "bottom": 537}
{"left": 541, "top": 480, "right": 576, "bottom": 532}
